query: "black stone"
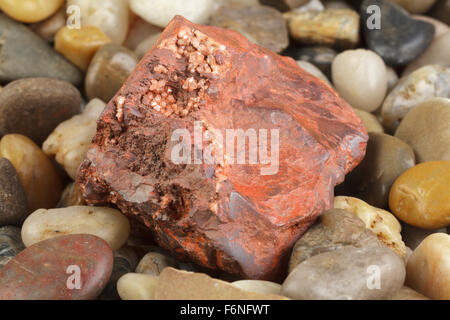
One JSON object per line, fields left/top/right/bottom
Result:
{"left": 361, "top": 0, "right": 435, "bottom": 66}
{"left": 282, "top": 46, "right": 337, "bottom": 79}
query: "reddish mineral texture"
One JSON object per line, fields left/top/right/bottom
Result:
{"left": 0, "top": 234, "right": 113, "bottom": 300}
{"left": 77, "top": 16, "right": 367, "bottom": 280}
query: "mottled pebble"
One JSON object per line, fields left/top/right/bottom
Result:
{"left": 135, "top": 251, "right": 178, "bottom": 276}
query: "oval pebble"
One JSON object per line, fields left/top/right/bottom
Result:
{"left": 22, "top": 206, "right": 130, "bottom": 251}
{"left": 0, "top": 0, "right": 64, "bottom": 23}
{"left": 389, "top": 161, "right": 450, "bottom": 229}
{"left": 135, "top": 251, "right": 178, "bottom": 276}
{"left": 0, "top": 234, "right": 113, "bottom": 300}
{"left": 353, "top": 108, "right": 384, "bottom": 133}
{"left": 382, "top": 65, "right": 450, "bottom": 132}
{"left": 117, "top": 273, "right": 159, "bottom": 300}
{"left": 406, "top": 233, "right": 450, "bottom": 300}
{"left": 281, "top": 246, "right": 406, "bottom": 300}
{"left": 332, "top": 49, "right": 387, "bottom": 112}
{"left": 0, "top": 134, "right": 63, "bottom": 213}
{"left": 129, "top": 0, "right": 214, "bottom": 28}
{"left": 0, "top": 77, "right": 82, "bottom": 145}
{"left": 395, "top": 98, "right": 450, "bottom": 163}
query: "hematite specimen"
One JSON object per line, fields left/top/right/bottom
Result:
{"left": 77, "top": 16, "right": 367, "bottom": 280}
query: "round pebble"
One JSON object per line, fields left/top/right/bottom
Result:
{"left": 67, "top": 0, "right": 130, "bottom": 44}
{"left": 332, "top": 49, "right": 387, "bottom": 112}
{"left": 21, "top": 206, "right": 131, "bottom": 250}
{"left": 336, "top": 132, "right": 415, "bottom": 208}
{"left": 129, "top": 0, "right": 214, "bottom": 28}
{"left": 0, "top": 0, "right": 64, "bottom": 23}
{"left": 85, "top": 44, "right": 139, "bottom": 103}
{"left": 395, "top": 98, "right": 450, "bottom": 162}
{"left": 0, "top": 234, "right": 113, "bottom": 300}
{"left": 0, "top": 134, "right": 63, "bottom": 213}
{"left": 0, "top": 158, "right": 28, "bottom": 226}
{"left": 353, "top": 109, "right": 384, "bottom": 133}
{"left": 406, "top": 233, "right": 450, "bottom": 300}
{"left": 281, "top": 246, "right": 406, "bottom": 300}
{"left": 55, "top": 26, "right": 112, "bottom": 71}
{"left": 134, "top": 32, "right": 162, "bottom": 59}
{"left": 389, "top": 161, "right": 450, "bottom": 229}
{"left": 0, "top": 77, "right": 82, "bottom": 145}
{"left": 382, "top": 65, "right": 450, "bottom": 132}
{"left": 117, "top": 273, "right": 159, "bottom": 300}
{"left": 135, "top": 252, "right": 178, "bottom": 276}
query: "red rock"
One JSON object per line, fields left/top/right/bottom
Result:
{"left": 0, "top": 234, "right": 113, "bottom": 300}
{"left": 77, "top": 16, "right": 367, "bottom": 280}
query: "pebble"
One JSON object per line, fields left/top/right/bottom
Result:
{"left": 134, "top": 32, "right": 162, "bottom": 59}
{"left": 296, "top": 61, "right": 332, "bottom": 86}
{"left": 67, "top": 0, "right": 130, "bottom": 44}
{"left": 381, "top": 65, "right": 450, "bottom": 132}
{"left": 85, "top": 44, "right": 139, "bottom": 103}
{"left": 0, "top": 14, "right": 83, "bottom": 86}
{"left": 55, "top": 26, "right": 112, "bottom": 71}
{"left": 353, "top": 109, "right": 384, "bottom": 133}
{"left": 406, "top": 233, "right": 450, "bottom": 299}
{"left": 332, "top": 49, "right": 387, "bottom": 112}
{"left": 336, "top": 133, "right": 415, "bottom": 208}
{"left": 395, "top": 98, "right": 450, "bottom": 162}
{"left": 260, "top": 0, "right": 309, "bottom": 11}
{"left": 99, "top": 246, "right": 139, "bottom": 300}
{"left": 401, "top": 223, "right": 447, "bottom": 250}
{"left": 334, "top": 196, "right": 406, "bottom": 258}
{"left": 390, "top": 0, "right": 437, "bottom": 14}
{"left": 57, "top": 182, "right": 86, "bottom": 208}
{"left": 129, "top": 0, "right": 214, "bottom": 28}
{"left": 117, "top": 273, "right": 159, "bottom": 300}
{"left": 431, "top": 0, "right": 450, "bottom": 25}
{"left": 285, "top": 8, "right": 359, "bottom": 50}
{"left": 210, "top": 5, "right": 289, "bottom": 54}
{"left": 0, "top": 234, "right": 113, "bottom": 300}
{"left": 0, "top": 158, "right": 28, "bottom": 226}
{"left": 0, "top": 77, "right": 82, "bottom": 145}
{"left": 231, "top": 280, "right": 282, "bottom": 295}
{"left": 0, "top": 226, "right": 24, "bottom": 270}
{"left": 289, "top": 209, "right": 382, "bottom": 272}
{"left": 30, "top": 7, "right": 66, "bottom": 42}
{"left": 361, "top": 0, "right": 436, "bottom": 66}
{"left": 135, "top": 252, "right": 178, "bottom": 276}
{"left": 284, "top": 46, "right": 337, "bottom": 79}
{"left": 21, "top": 206, "right": 131, "bottom": 251}
{"left": 389, "top": 161, "right": 450, "bottom": 229}
{"left": 0, "top": 134, "right": 63, "bottom": 212}
{"left": 281, "top": 246, "right": 406, "bottom": 300}
{"left": 43, "top": 98, "right": 106, "bottom": 180}
{"left": 403, "top": 32, "right": 450, "bottom": 76}
{"left": 124, "top": 16, "right": 162, "bottom": 51}
{"left": 154, "top": 268, "right": 288, "bottom": 300}
{"left": 0, "top": 0, "right": 64, "bottom": 23}
{"left": 389, "top": 286, "right": 429, "bottom": 300}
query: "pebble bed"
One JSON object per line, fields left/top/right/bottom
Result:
{"left": 0, "top": 0, "right": 449, "bottom": 301}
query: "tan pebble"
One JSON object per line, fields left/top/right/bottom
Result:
{"left": 117, "top": 273, "right": 159, "bottom": 300}
{"left": 0, "top": 0, "right": 64, "bottom": 23}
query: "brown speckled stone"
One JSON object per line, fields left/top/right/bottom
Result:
{"left": 0, "top": 234, "right": 113, "bottom": 300}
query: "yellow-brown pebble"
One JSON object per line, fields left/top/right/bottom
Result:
{"left": 54, "top": 26, "right": 112, "bottom": 71}
{"left": 0, "top": 0, "right": 64, "bottom": 23}
{"left": 389, "top": 161, "right": 450, "bottom": 229}
{"left": 0, "top": 134, "right": 62, "bottom": 212}
{"left": 406, "top": 233, "right": 450, "bottom": 300}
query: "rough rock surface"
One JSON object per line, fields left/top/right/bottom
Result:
{"left": 77, "top": 16, "right": 367, "bottom": 280}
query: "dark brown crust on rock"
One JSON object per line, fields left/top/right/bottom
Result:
{"left": 77, "top": 16, "right": 367, "bottom": 280}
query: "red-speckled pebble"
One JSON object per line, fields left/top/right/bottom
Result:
{"left": 0, "top": 234, "right": 113, "bottom": 300}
